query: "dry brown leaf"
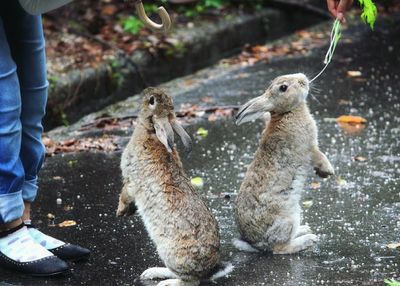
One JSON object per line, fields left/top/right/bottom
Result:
{"left": 338, "top": 122, "right": 366, "bottom": 135}
{"left": 200, "top": 97, "right": 214, "bottom": 103}
{"left": 347, "top": 70, "right": 362, "bottom": 77}
{"left": 102, "top": 5, "right": 117, "bottom": 15}
{"left": 354, "top": 156, "right": 367, "bottom": 162}
{"left": 338, "top": 99, "right": 352, "bottom": 105}
{"left": 387, "top": 243, "right": 400, "bottom": 249}
{"left": 47, "top": 213, "right": 55, "bottom": 220}
{"left": 337, "top": 115, "right": 367, "bottom": 123}
{"left": 310, "top": 182, "right": 321, "bottom": 189}
{"left": 58, "top": 220, "right": 77, "bottom": 227}
{"left": 337, "top": 116, "right": 367, "bottom": 135}
{"left": 208, "top": 114, "right": 218, "bottom": 122}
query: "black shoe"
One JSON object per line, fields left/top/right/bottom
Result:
{"left": 0, "top": 252, "right": 69, "bottom": 277}
{"left": 50, "top": 243, "right": 90, "bottom": 262}
{"left": 24, "top": 223, "right": 90, "bottom": 262}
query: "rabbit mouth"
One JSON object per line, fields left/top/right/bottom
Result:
{"left": 236, "top": 109, "right": 265, "bottom": 125}
{"left": 236, "top": 95, "right": 273, "bottom": 125}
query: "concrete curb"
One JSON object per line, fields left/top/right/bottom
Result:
{"left": 45, "top": 7, "right": 326, "bottom": 129}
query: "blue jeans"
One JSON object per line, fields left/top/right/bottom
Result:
{"left": 0, "top": 1, "right": 47, "bottom": 224}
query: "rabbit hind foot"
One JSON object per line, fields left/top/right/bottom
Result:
{"left": 232, "top": 238, "right": 259, "bottom": 253}
{"left": 157, "top": 279, "right": 200, "bottom": 286}
{"left": 141, "top": 267, "right": 178, "bottom": 280}
{"left": 273, "top": 233, "right": 318, "bottom": 254}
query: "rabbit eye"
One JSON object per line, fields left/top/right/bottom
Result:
{"left": 149, "top": 96, "right": 155, "bottom": 105}
{"left": 279, "top": 84, "right": 288, "bottom": 92}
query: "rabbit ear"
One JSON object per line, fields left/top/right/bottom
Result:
{"left": 153, "top": 116, "right": 174, "bottom": 153}
{"left": 171, "top": 120, "right": 192, "bottom": 153}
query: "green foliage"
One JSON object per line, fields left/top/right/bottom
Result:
{"left": 121, "top": 15, "right": 144, "bottom": 35}
{"left": 108, "top": 59, "right": 124, "bottom": 89}
{"left": 357, "top": 0, "right": 378, "bottom": 29}
{"left": 385, "top": 279, "right": 400, "bottom": 286}
{"left": 183, "top": 0, "right": 226, "bottom": 18}
{"left": 204, "top": 0, "right": 224, "bottom": 9}
{"left": 48, "top": 75, "right": 59, "bottom": 92}
{"left": 143, "top": 3, "right": 159, "bottom": 14}
{"left": 165, "top": 41, "right": 187, "bottom": 58}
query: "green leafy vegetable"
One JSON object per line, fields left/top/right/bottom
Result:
{"left": 358, "top": 0, "right": 378, "bottom": 29}
{"left": 384, "top": 279, "right": 400, "bottom": 286}
{"left": 310, "top": 19, "right": 342, "bottom": 82}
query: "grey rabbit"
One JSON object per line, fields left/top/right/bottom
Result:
{"left": 234, "top": 73, "right": 334, "bottom": 254}
{"left": 117, "top": 88, "right": 232, "bottom": 286}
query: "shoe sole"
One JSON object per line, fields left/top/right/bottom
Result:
{"left": 68, "top": 253, "right": 90, "bottom": 263}
{"left": 31, "top": 269, "right": 70, "bottom": 277}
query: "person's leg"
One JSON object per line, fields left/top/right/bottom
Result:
{"left": 2, "top": 1, "right": 89, "bottom": 261}
{"left": 0, "top": 10, "right": 25, "bottom": 234}
{"left": 0, "top": 2, "right": 68, "bottom": 276}
{"left": 2, "top": 2, "right": 48, "bottom": 211}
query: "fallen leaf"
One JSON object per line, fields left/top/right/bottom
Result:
{"left": 63, "top": 205, "right": 74, "bottom": 211}
{"left": 347, "top": 70, "right": 362, "bottom": 77}
{"left": 208, "top": 114, "right": 218, "bottom": 122}
{"left": 68, "top": 160, "right": 78, "bottom": 168}
{"left": 337, "top": 176, "right": 347, "bottom": 186}
{"left": 338, "top": 99, "right": 352, "bottom": 105}
{"left": 47, "top": 213, "right": 55, "bottom": 220}
{"left": 337, "top": 121, "right": 366, "bottom": 135}
{"left": 386, "top": 243, "right": 400, "bottom": 249}
{"left": 196, "top": 127, "right": 208, "bottom": 138}
{"left": 102, "top": 5, "right": 117, "bottom": 15}
{"left": 234, "top": 73, "right": 250, "bottom": 79}
{"left": 303, "top": 199, "right": 313, "bottom": 208}
{"left": 200, "top": 97, "right": 214, "bottom": 103}
{"left": 58, "top": 220, "right": 77, "bottom": 227}
{"left": 337, "top": 115, "right": 367, "bottom": 135}
{"left": 310, "top": 182, "right": 321, "bottom": 189}
{"left": 191, "top": 177, "right": 204, "bottom": 188}
{"left": 354, "top": 156, "right": 367, "bottom": 162}
{"left": 336, "top": 115, "right": 367, "bottom": 124}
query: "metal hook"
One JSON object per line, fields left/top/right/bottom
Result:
{"left": 134, "top": 0, "right": 172, "bottom": 33}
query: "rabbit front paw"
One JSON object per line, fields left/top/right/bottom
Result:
{"left": 314, "top": 161, "right": 334, "bottom": 178}
{"left": 116, "top": 201, "right": 137, "bottom": 217}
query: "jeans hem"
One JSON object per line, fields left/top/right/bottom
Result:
{"left": 21, "top": 178, "right": 38, "bottom": 202}
{"left": 0, "top": 191, "right": 24, "bottom": 224}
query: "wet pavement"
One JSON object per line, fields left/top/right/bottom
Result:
{"left": 1, "top": 13, "right": 400, "bottom": 286}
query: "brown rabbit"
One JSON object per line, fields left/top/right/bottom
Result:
{"left": 234, "top": 73, "right": 334, "bottom": 254}
{"left": 117, "top": 88, "right": 232, "bottom": 286}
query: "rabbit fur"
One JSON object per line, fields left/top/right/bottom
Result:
{"left": 117, "top": 88, "right": 225, "bottom": 286}
{"left": 234, "top": 73, "right": 334, "bottom": 254}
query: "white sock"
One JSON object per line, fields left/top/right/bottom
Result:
{"left": 25, "top": 221, "right": 65, "bottom": 250}
{"left": 0, "top": 226, "right": 53, "bottom": 262}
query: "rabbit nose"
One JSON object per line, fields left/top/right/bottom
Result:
{"left": 298, "top": 79, "right": 307, "bottom": 87}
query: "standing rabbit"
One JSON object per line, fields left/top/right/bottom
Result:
{"left": 234, "top": 73, "right": 334, "bottom": 254}
{"left": 117, "top": 88, "right": 232, "bottom": 286}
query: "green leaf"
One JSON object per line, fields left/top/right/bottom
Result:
{"left": 358, "top": 0, "right": 378, "bottom": 29}
{"left": 121, "top": 15, "right": 144, "bottom": 35}
{"left": 196, "top": 127, "right": 209, "bottom": 138}
{"left": 384, "top": 279, "right": 400, "bottom": 286}
{"left": 191, "top": 177, "right": 204, "bottom": 188}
